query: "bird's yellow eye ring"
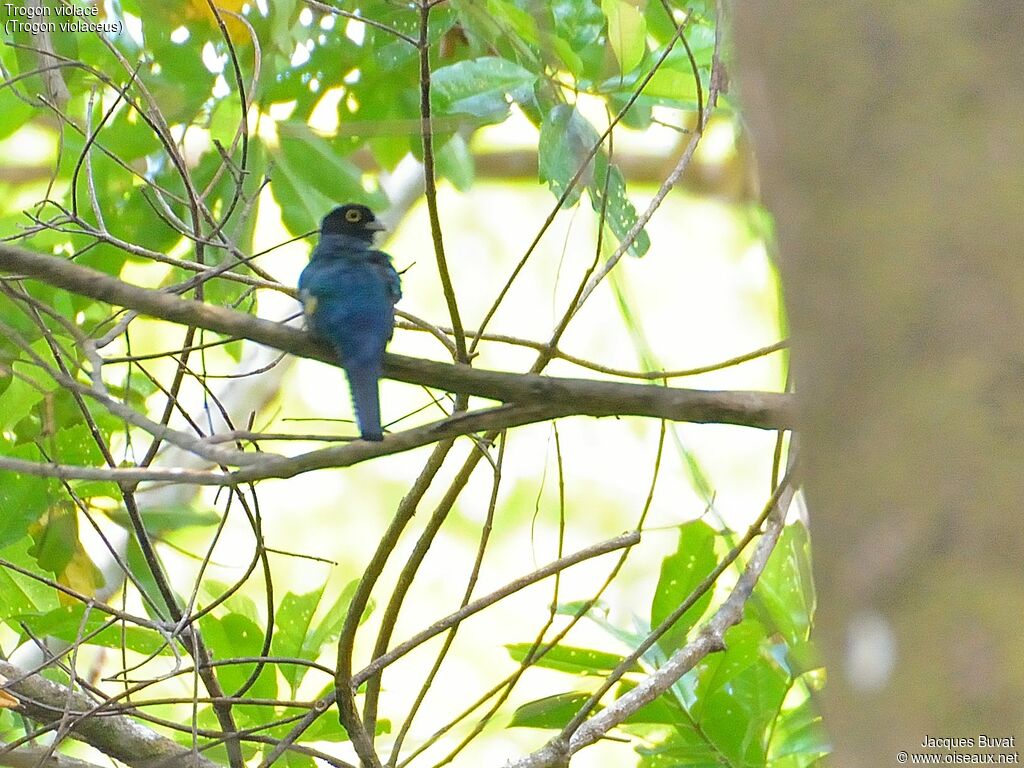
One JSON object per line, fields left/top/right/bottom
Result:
{"left": 345, "top": 209, "right": 362, "bottom": 223}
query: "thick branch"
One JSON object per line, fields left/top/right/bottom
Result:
{"left": 0, "top": 244, "right": 792, "bottom": 431}
{"left": 0, "top": 661, "right": 220, "bottom": 768}
{"left": 0, "top": 743, "right": 105, "bottom": 768}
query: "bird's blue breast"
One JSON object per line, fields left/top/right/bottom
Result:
{"left": 298, "top": 238, "right": 399, "bottom": 370}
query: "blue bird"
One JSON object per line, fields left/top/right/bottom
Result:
{"left": 298, "top": 204, "right": 401, "bottom": 441}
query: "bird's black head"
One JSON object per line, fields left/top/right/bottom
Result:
{"left": 320, "top": 204, "right": 386, "bottom": 241}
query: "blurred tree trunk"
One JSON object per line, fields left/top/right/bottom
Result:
{"left": 730, "top": 2, "right": 1024, "bottom": 764}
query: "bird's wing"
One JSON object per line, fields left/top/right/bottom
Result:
{"left": 369, "top": 250, "right": 402, "bottom": 304}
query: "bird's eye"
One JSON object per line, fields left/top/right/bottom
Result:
{"left": 345, "top": 209, "right": 362, "bottom": 223}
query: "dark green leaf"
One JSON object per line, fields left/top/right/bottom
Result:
{"left": 633, "top": 722, "right": 723, "bottom": 766}
{"left": 552, "top": 0, "right": 605, "bottom": 52}
{"left": 271, "top": 126, "right": 386, "bottom": 235}
{"left": 278, "top": 122, "right": 366, "bottom": 199}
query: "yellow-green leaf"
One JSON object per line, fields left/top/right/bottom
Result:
{"left": 602, "top": 0, "right": 647, "bottom": 75}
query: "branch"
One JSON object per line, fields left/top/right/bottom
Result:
{"left": 0, "top": 743, "right": 105, "bottom": 768}
{"left": 0, "top": 661, "right": 220, "bottom": 768}
{"left": 0, "top": 244, "right": 793, "bottom": 430}
{"left": 352, "top": 531, "right": 641, "bottom": 686}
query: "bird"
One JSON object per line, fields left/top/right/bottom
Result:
{"left": 298, "top": 204, "right": 401, "bottom": 441}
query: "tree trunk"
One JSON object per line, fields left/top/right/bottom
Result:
{"left": 730, "top": 2, "right": 1024, "bottom": 764}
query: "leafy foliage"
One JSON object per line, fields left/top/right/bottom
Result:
{"left": 510, "top": 522, "right": 827, "bottom": 766}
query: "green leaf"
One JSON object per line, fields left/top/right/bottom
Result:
{"left": 271, "top": 126, "right": 386, "bottom": 235}
{"left": 633, "top": 722, "right": 722, "bottom": 766}
{"left": 552, "top": 0, "right": 605, "bottom": 52}
{"left": 601, "top": 0, "right": 647, "bottom": 75}
{"left": 509, "top": 691, "right": 592, "bottom": 729}
{"left": 0, "top": 360, "right": 57, "bottom": 433}
{"left": 268, "top": 581, "right": 367, "bottom": 695}
{"left": 431, "top": 57, "right": 537, "bottom": 121}
{"left": 28, "top": 503, "right": 78, "bottom": 575}
{"left": 107, "top": 504, "right": 221, "bottom": 534}
{"left": 200, "top": 613, "right": 276, "bottom": 707}
{"left": 436, "top": 133, "right": 475, "bottom": 191}
{"left": 0, "top": 447, "right": 52, "bottom": 549}
{"left": 305, "top": 579, "right": 363, "bottom": 651}
{"left": 505, "top": 643, "right": 630, "bottom": 676}
{"left": 554, "top": 598, "right": 610, "bottom": 617}
{"left": 687, "top": 621, "right": 790, "bottom": 765}
{"left": 699, "top": 650, "right": 789, "bottom": 765}
{"left": 201, "top": 579, "right": 259, "bottom": 622}
{"left": 52, "top": 423, "right": 106, "bottom": 467}
{"left": 751, "top": 522, "right": 816, "bottom": 647}
{"left": 0, "top": 91, "right": 35, "bottom": 142}
{"left": 539, "top": 104, "right": 599, "bottom": 208}
{"left": 294, "top": 707, "right": 389, "bottom": 742}
{"left": 283, "top": 753, "right": 315, "bottom": 768}
{"left": 591, "top": 155, "right": 650, "bottom": 257}
{"left": 14, "top": 604, "right": 169, "bottom": 655}
{"left": 691, "top": 620, "right": 766, "bottom": 715}
{"left": 270, "top": 155, "right": 331, "bottom": 236}
{"left": 617, "top": 679, "right": 688, "bottom": 725}
{"left": 278, "top": 122, "right": 369, "bottom": 203}
{"left": 767, "top": 683, "right": 831, "bottom": 763}
{"left": 642, "top": 66, "right": 701, "bottom": 103}
{"left": 649, "top": 520, "right": 718, "bottom": 652}
{"left": 593, "top": 156, "right": 647, "bottom": 259}
{"left": 101, "top": 107, "right": 164, "bottom": 162}
{"left": 0, "top": 562, "right": 40, "bottom": 616}
{"left": 0, "top": 537, "right": 60, "bottom": 614}
{"left": 273, "top": 586, "right": 326, "bottom": 693}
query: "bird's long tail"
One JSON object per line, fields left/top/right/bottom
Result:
{"left": 345, "top": 364, "right": 383, "bottom": 441}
